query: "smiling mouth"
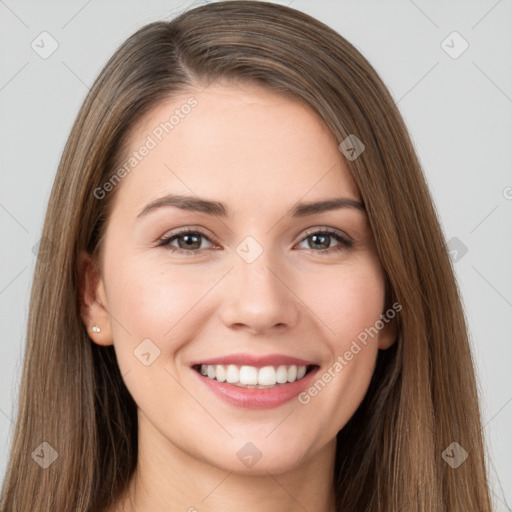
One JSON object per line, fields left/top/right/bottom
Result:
{"left": 192, "top": 363, "right": 318, "bottom": 389}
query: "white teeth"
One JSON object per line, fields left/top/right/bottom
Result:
{"left": 258, "top": 366, "right": 276, "bottom": 386}
{"left": 226, "top": 364, "right": 239, "bottom": 384}
{"left": 239, "top": 366, "right": 258, "bottom": 385}
{"left": 215, "top": 364, "right": 226, "bottom": 382}
{"left": 287, "top": 365, "right": 297, "bottom": 382}
{"left": 198, "top": 364, "right": 309, "bottom": 387}
{"left": 276, "top": 365, "right": 288, "bottom": 383}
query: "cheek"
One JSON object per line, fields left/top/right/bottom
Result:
{"left": 102, "top": 255, "right": 211, "bottom": 414}
{"left": 297, "top": 257, "right": 386, "bottom": 347}
{"left": 291, "top": 258, "right": 384, "bottom": 414}
{"left": 103, "top": 252, "right": 227, "bottom": 373}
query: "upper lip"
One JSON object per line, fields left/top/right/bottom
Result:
{"left": 190, "top": 353, "right": 317, "bottom": 368}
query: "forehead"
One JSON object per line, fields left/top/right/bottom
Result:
{"left": 112, "top": 82, "right": 361, "bottom": 215}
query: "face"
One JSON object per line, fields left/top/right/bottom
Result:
{"left": 81, "top": 81, "right": 395, "bottom": 476}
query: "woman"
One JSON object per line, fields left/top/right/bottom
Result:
{"left": 0, "top": 1, "right": 492, "bottom": 510}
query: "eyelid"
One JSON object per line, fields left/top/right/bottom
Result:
{"left": 158, "top": 226, "right": 217, "bottom": 243}
{"left": 296, "top": 226, "right": 352, "bottom": 245}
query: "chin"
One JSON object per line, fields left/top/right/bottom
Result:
{"left": 200, "top": 431, "right": 322, "bottom": 476}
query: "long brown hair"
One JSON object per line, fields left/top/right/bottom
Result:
{"left": 0, "top": 2, "right": 492, "bottom": 510}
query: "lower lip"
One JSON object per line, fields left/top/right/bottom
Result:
{"left": 193, "top": 366, "right": 320, "bottom": 409}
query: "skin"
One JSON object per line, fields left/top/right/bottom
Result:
{"left": 80, "top": 81, "right": 396, "bottom": 512}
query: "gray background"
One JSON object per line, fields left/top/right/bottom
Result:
{"left": 1, "top": 0, "right": 511, "bottom": 509}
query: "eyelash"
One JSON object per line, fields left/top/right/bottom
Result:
{"left": 157, "top": 227, "right": 353, "bottom": 256}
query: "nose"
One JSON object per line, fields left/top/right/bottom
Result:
{"left": 218, "top": 249, "right": 300, "bottom": 335}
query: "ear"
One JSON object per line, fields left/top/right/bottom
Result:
{"left": 377, "top": 312, "right": 398, "bottom": 351}
{"left": 78, "top": 250, "right": 113, "bottom": 346}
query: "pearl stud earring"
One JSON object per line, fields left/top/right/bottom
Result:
{"left": 90, "top": 325, "right": 101, "bottom": 333}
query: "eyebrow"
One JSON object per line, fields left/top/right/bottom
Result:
{"left": 136, "top": 194, "right": 366, "bottom": 219}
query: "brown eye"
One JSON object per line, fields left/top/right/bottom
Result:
{"left": 175, "top": 233, "right": 202, "bottom": 250}
{"left": 307, "top": 233, "right": 331, "bottom": 250}
{"left": 158, "top": 230, "right": 214, "bottom": 253}
{"left": 296, "top": 229, "right": 353, "bottom": 253}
